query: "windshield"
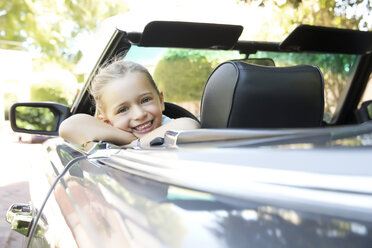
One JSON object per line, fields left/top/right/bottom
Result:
{"left": 125, "top": 45, "right": 360, "bottom": 122}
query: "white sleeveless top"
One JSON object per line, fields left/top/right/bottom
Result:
{"left": 161, "top": 115, "right": 172, "bottom": 125}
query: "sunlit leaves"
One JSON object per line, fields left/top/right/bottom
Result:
{"left": 238, "top": 0, "right": 371, "bottom": 37}
{"left": 0, "top": 0, "right": 128, "bottom": 65}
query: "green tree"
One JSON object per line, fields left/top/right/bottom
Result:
{"left": 236, "top": 0, "right": 370, "bottom": 44}
{"left": 30, "top": 81, "right": 75, "bottom": 106}
{"left": 154, "top": 49, "right": 243, "bottom": 102}
{"left": 0, "top": 0, "right": 129, "bottom": 66}
{"left": 277, "top": 0, "right": 371, "bottom": 29}
{"left": 28, "top": 67, "right": 78, "bottom": 105}
{"left": 239, "top": 0, "right": 371, "bottom": 34}
{"left": 153, "top": 50, "right": 216, "bottom": 102}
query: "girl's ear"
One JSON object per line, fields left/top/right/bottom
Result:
{"left": 159, "top": 91, "right": 165, "bottom": 112}
{"left": 98, "top": 114, "right": 112, "bottom": 125}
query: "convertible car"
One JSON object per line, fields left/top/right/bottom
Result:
{"left": 8, "top": 21, "right": 372, "bottom": 247}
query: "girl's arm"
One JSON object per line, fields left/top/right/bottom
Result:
{"left": 59, "top": 113, "right": 137, "bottom": 146}
{"left": 133, "top": 117, "right": 200, "bottom": 147}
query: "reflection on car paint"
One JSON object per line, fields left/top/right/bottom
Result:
{"left": 29, "top": 148, "right": 372, "bottom": 248}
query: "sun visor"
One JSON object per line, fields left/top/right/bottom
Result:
{"left": 280, "top": 25, "right": 372, "bottom": 54}
{"left": 138, "top": 21, "right": 243, "bottom": 49}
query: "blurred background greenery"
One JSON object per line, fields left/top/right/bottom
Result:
{"left": 0, "top": 0, "right": 371, "bottom": 122}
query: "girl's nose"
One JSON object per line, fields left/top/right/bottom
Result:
{"left": 132, "top": 105, "right": 146, "bottom": 120}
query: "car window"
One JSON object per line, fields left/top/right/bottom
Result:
{"left": 125, "top": 46, "right": 244, "bottom": 117}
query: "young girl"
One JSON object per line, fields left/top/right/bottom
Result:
{"left": 59, "top": 60, "right": 200, "bottom": 147}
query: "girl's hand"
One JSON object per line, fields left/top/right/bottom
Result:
{"left": 59, "top": 113, "right": 137, "bottom": 146}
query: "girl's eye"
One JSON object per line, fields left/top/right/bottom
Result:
{"left": 141, "top": 97, "right": 152, "bottom": 104}
{"left": 118, "top": 106, "right": 129, "bottom": 113}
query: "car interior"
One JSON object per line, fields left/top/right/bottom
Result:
{"left": 12, "top": 21, "right": 370, "bottom": 146}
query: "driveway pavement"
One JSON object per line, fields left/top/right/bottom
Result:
{"left": 0, "top": 123, "right": 44, "bottom": 247}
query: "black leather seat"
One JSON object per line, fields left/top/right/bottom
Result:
{"left": 200, "top": 61, "right": 324, "bottom": 128}
{"left": 163, "top": 102, "right": 199, "bottom": 123}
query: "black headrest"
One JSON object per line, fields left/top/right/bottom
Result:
{"left": 200, "top": 61, "right": 324, "bottom": 128}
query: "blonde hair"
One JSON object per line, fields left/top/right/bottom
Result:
{"left": 90, "top": 60, "right": 159, "bottom": 117}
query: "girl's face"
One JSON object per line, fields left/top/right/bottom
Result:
{"left": 100, "top": 72, "right": 165, "bottom": 138}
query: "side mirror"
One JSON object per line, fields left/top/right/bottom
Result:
{"left": 358, "top": 100, "right": 372, "bottom": 122}
{"left": 10, "top": 102, "right": 71, "bottom": 136}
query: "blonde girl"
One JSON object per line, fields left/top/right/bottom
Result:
{"left": 59, "top": 60, "right": 200, "bottom": 147}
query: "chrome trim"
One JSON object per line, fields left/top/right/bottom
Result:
{"left": 6, "top": 203, "right": 48, "bottom": 238}
{"left": 171, "top": 122, "right": 372, "bottom": 146}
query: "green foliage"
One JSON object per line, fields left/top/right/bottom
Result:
{"left": 153, "top": 50, "right": 215, "bottom": 102}
{"left": 154, "top": 49, "right": 243, "bottom": 102}
{"left": 239, "top": 0, "right": 371, "bottom": 30}
{"left": 16, "top": 106, "right": 55, "bottom": 131}
{"left": 0, "top": 0, "right": 129, "bottom": 64}
{"left": 30, "top": 81, "right": 74, "bottom": 106}
{"left": 237, "top": 0, "right": 370, "bottom": 44}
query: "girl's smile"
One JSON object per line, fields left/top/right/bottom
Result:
{"left": 100, "top": 72, "right": 165, "bottom": 138}
{"left": 132, "top": 120, "right": 154, "bottom": 133}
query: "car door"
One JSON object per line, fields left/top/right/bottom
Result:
{"left": 26, "top": 139, "right": 87, "bottom": 248}
{"left": 25, "top": 140, "right": 268, "bottom": 248}
{"left": 25, "top": 141, "right": 246, "bottom": 248}
{"left": 27, "top": 138, "right": 372, "bottom": 248}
